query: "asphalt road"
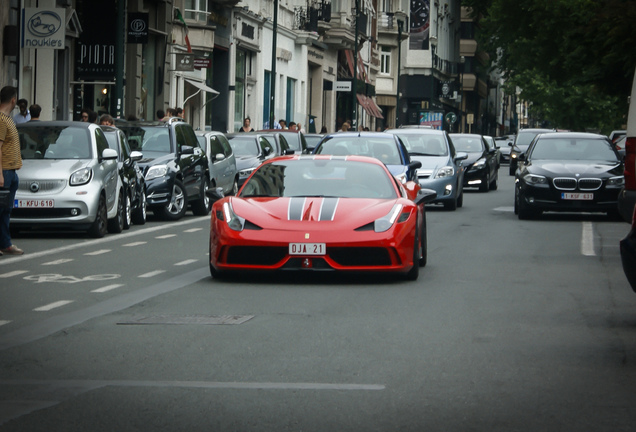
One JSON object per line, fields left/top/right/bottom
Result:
{"left": 0, "top": 167, "right": 634, "bottom": 431}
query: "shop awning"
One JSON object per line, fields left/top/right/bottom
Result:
{"left": 185, "top": 79, "right": 219, "bottom": 97}
{"left": 357, "top": 94, "right": 384, "bottom": 119}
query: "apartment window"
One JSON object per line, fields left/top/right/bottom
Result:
{"left": 380, "top": 46, "right": 391, "bottom": 75}
{"left": 185, "top": 0, "right": 207, "bottom": 21}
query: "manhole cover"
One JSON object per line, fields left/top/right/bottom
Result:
{"left": 118, "top": 315, "right": 254, "bottom": 325}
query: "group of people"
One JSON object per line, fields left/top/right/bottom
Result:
{"left": 238, "top": 117, "right": 308, "bottom": 133}
{"left": 0, "top": 86, "right": 24, "bottom": 256}
{"left": 12, "top": 98, "right": 41, "bottom": 124}
{"left": 79, "top": 108, "right": 123, "bottom": 126}
{"left": 156, "top": 107, "right": 184, "bottom": 121}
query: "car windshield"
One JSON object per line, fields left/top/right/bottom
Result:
{"left": 394, "top": 134, "right": 448, "bottom": 156}
{"left": 18, "top": 125, "right": 92, "bottom": 160}
{"left": 240, "top": 159, "right": 398, "bottom": 199}
{"left": 228, "top": 136, "right": 259, "bottom": 157}
{"left": 119, "top": 126, "right": 172, "bottom": 155}
{"left": 530, "top": 137, "right": 619, "bottom": 161}
{"left": 450, "top": 136, "right": 484, "bottom": 153}
{"left": 316, "top": 136, "right": 402, "bottom": 165}
{"left": 304, "top": 135, "right": 323, "bottom": 149}
{"left": 516, "top": 131, "right": 549, "bottom": 147}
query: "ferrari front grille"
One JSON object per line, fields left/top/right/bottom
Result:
{"left": 328, "top": 247, "right": 392, "bottom": 266}
{"left": 226, "top": 246, "right": 287, "bottom": 265}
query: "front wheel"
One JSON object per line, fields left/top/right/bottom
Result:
{"left": 192, "top": 177, "right": 211, "bottom": 216}
{"left": 107, "top": 191, "right": 124, "bottom": 233}
{"left": 131, "top": 189, "right": 147, "bottom": 225}
{"left": 88, "top": 195, "right": 108, "bottom": 238}
{"left": 157, "top": 179, "right": 188, "bottom": 221}
{"left": 123, "top": 193, "right": 132, "bottom": 229}
{"left": 405, "top": 231, "right": 420, "bottom": 281}
{"left": 231, "top": 178, "right": 239, "bottom": 196}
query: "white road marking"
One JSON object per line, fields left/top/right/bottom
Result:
{"left": 0, "top": 270, "right": 29, "bottom": 278}
{"left": 91, "top": 284, "right": 124, "bottom": 293}
{"left": 42, "top": 259, "right": 74, "bottom": 266}
{"left": 138, "top": 270, "right": 166, "bottom": 278}
{"left": 123, "top": 241, "right": 147, "bottom": 247}
{"left": 184, "top": 228, "right": 203, "bottom": 233}
{"left": 581, "top": 221, "right": 595, "bottom": 256}
{"left": 0, "top": 321, "right": 10, "bottom": 327}
{"left": 156, "top": 234, "right": 177, "bottom": 239}
{"left": 84, "top": 249, "right": 111, "bottom": 256}
{"left": 493, "top": 206, "right": 515, "bottom": 212}
{"left": 0, "top": 216, "right": 208, "bottom": 267}
{"left": 175, "top": 259, "right": 198, "bottom": 266}
{"left": 33, "top": 300, "right": 74, "bottom": 312}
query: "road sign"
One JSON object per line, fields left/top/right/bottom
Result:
{"left": 445, "top": 112, "right": 457, "bottom": 125}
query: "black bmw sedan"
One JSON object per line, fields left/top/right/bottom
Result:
{"left": 514, "top": 132, "right": 624, "bottom": 219}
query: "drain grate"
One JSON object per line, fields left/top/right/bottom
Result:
{"left": 117, "top": 315, "right": 254, "bottom": 325}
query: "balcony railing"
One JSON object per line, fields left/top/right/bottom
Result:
{"left": 295, "top": 1, "right": 331, "bottom": 32}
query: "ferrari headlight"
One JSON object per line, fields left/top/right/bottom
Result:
{"left": 435, "top": 166, "right": 454, "bottom": 178}
{"left": 608, "top": 176, "right": 625, "bottom": 187}
{"left": 523, "top": 173, "right": 548, "bottom": 185}
{"left": 145, "top": 164, "right": 168, "bottom": 181}
{"left": 239, "top": 167, "right": 256, "bottom": 178}
{"left": 70, "top": 168, "right": 92, "bottom": 186}
{"left": 223, "top": 201, "right": 245, "bottom": 231}
{"left": 472, "top": 158, "right": 486, "bottom": 169}
{"left": 373, "top": 204, "right": 403, "bottom": 233}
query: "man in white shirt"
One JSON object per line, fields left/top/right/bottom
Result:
{"left": 13, "top": 99, "right": 30, "bottom": 124}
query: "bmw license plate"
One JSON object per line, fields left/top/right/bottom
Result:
{"left": 16, "top": 199, "right": 55, "bottom": 208}
{"left": 561, "top": 193, "right": 593, "bottom": 201}
{"left": 289, "top": 243, "right": 326, "bottom": 255}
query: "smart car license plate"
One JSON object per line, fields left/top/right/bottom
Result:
{"left": 289, "top": 243, "right": 326, "bottom": 255}
{"left": 16, "top": 199, "right": 55, "bottom": 208}
{"left": 561, "top": 193, "right": 593, "bottom": 201}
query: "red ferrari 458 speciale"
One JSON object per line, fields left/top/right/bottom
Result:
{"left": 207, "top": 155, "right": 436, "bottom": 280}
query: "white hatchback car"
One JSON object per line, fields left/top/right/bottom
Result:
{"left": 12, "top": 121, "right": 122, "bottom": 238}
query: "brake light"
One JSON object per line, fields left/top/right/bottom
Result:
{"left": 625, "top": 137, "right": 636, "bottom": 190}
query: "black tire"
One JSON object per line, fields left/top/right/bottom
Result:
{"left": 419, "top": 213, "right": 427, "bottom": 268}
{"left": 231, "top": 178, "right": 239, "bottom": 196}
{"left": 131, "top": 189, "right": 147, "bottom": 225}
{"left": 88, "top": 195, "right": 108, "bottom": 238}
{"left": 158, "top": 179, "right": 188, "bottom": 221}
{"left": 489, "top": 172, "right": 498, "bottom": 191}
{"left": 405, "top": 231, "right": 420, "bottom": 281}
{"left": 107, "top": 191, "right": 124, "bottom": 233}
{"left": 518, "top": 191, "right": 541, "bottom": 220}
{"left": 457, "top": 189, "right": 464, "bottom": 208}
{"left": 209, "top": 244, "right": 225, "bottom": 279}
{"left": 192, "top": 177, "right": 211, "bottom": 216}
{"left": 443, "top": 196, "right": 457, "bottom": 211}
{"left": 514, "top": 187, "right": 519, "bottom": 215}
{"left": 479, "top": 174, "right": 489, "bottom": 192}
{"left": 123, "top": 192, "right": 132, "bottom": 230}
{"left": 509, "top": 163, "right": 516, "bottom": 176}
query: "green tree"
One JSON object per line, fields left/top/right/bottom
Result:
{"left": 463, "top": 0, "right": 636, "bottom": 132}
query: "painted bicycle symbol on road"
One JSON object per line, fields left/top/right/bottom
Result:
{"left": 24, "top": 274, "right": 121, "bottom": 284}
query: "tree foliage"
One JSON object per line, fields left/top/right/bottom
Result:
{"left": 463, "top": 0, "right": 636, "bottom": 132}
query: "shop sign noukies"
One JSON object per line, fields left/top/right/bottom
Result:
{"left": 22, "top": 8, "right": 66, "bottom": 49}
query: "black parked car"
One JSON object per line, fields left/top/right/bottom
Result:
{"left": 226, "top": 133, "right": 279, "bottom": 187}
{"left": 119, "top": 118, "right": 211, "bottom": 220}
{"left": 101, "top": 126, "right": 147, "bottom": 228}
{"left": 514, "top": 132, "right": 624, "bottom": 219}
{"left": 449, "top": 133, "right": 499, "bottom": 192}
{"left": 509, "top": 128, "right": 553, "bottom": 175}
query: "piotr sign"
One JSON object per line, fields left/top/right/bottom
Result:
{"left": 22, "top": 8, "right": 66, "bottom": 49}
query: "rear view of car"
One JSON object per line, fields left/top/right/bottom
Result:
{"left": 618, "top": 67, "right": 636, "bottom": 222}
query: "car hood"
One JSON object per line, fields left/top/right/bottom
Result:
{"left": 19, "top": 159, "right": 91, "bottom": 179}
{"left": 527, "top": 160, "right": 623, "bottom": 177}
{"left": 230, "top": 196, "right": 402, "bottom": 230}
{"left": 137, "top": 153, "right": 175, "bottom": 168}
{"left": 410, "top": 155, "right": 451, "bottom": 170}
{"left": 463, "top": 152, "right": 484, "bottom": 166}
{"left": 235, "top": 156, "right": 262, "bottom": 170}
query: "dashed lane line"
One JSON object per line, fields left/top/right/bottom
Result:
{"left": 581, "top": 221, "right": 595, "bottom": 256}
{"left": 42, "top": 259, "right": 74, "bottom": 266}
{"left": 0, "top": 270, "right": 29, "bottom": 278}
{"left": 123, "top": 241, "right": 147, "bottom": 247}
{"left": 156, "top": 234, "right": 177, "bottom": 239}
{"left": 175, "top": 259, "right": 198, "bottom": 266}
{"left": 0, "top": 321, "right": 10, "bottom": 327}
{"left": 84, "top": 249, "right": 111, "bottom": 256}
{"left": 91, "top": 284, "right": 124, "bottom": 293}
{"left": 33, "top": 300, "right": 74, "bottom": 312}
{"left": 138, "top": 270, "right": 166, "bottom": 278}
{"left": 0, "top": 216, "right": 209, "bottom": 266}
{"left": 184, "top": 228, "right": 203, "bottom": 233}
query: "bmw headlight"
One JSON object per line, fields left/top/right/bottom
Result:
{"left": 223, "top": 201, "right": 246, "bottom": 231}
{"left": 608, "top": 176, "right": 625, "bottom": 187}
{"left": 523, "top": 173, "right": 548, "bottom": 185}
{"left": 373, "top": 204, "right": 403, "bottom": 233}
{"left": 145, "top": 164, "right": 168, "bottom": 181}
{"left": 472, "top": 158, "right": 486, "bottom": 169}
{"left": 239, "top": 167, "right": 257, "bottom": 178}
{"left": 70, "top": 168, "right": 92, "bottom": 186}
{"left": 435, "top": 166, "right": 454, "bottom": 178}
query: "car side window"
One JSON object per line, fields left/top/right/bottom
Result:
{"left": 218, "top": 135, "right": 233, "bottom": 157}
{"left": 259, "top": 137, "right": 274, "bottom": 155}
{"left": 179, "top": 124, "right": 200, "bottom": 149}
{"left": 209, "top": 136, "right": 224, "bottom": 156}
{"left": 95, "top": 128, "right": 109, "bottom": 158}
{"left": 279, "top": 136, "right": 290, "bottom": 153}
{"left": 120, "top": 132, "right": 131, "bottom": 160}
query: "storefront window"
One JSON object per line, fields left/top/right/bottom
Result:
{"left": 234, "top": 49, "right": 246, "bottom": 131}
{"left": 141, "top": 37, "right": 156, "bottom": 121}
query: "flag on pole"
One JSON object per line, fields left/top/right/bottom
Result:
{"left": 175, "top": 8, "right": 192, "bottom": 53}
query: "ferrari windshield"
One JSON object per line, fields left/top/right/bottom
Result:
{"left": 18, "top": 125, "right": 92, "bottom": 159}
{"left": 316, "top": 136, "right": 403, "bottom": 165}
{"left": 240, "top": 159, "right": 399, "bottom": 199}
{"left": 529, "top": 137, "right": 619, "bottom": 161}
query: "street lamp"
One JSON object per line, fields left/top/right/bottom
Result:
{"left": 395, "top": 19, "right": 403, "bottom": 128}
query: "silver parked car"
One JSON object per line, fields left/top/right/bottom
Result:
{"left": 12, "top": 121, "right": 122, "bottom": 238}
{"left": 385, "top": 128, "right": 467, "bottom": 210}
{"left": 196, "top": 131, "right": 239, "bottom": 195}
